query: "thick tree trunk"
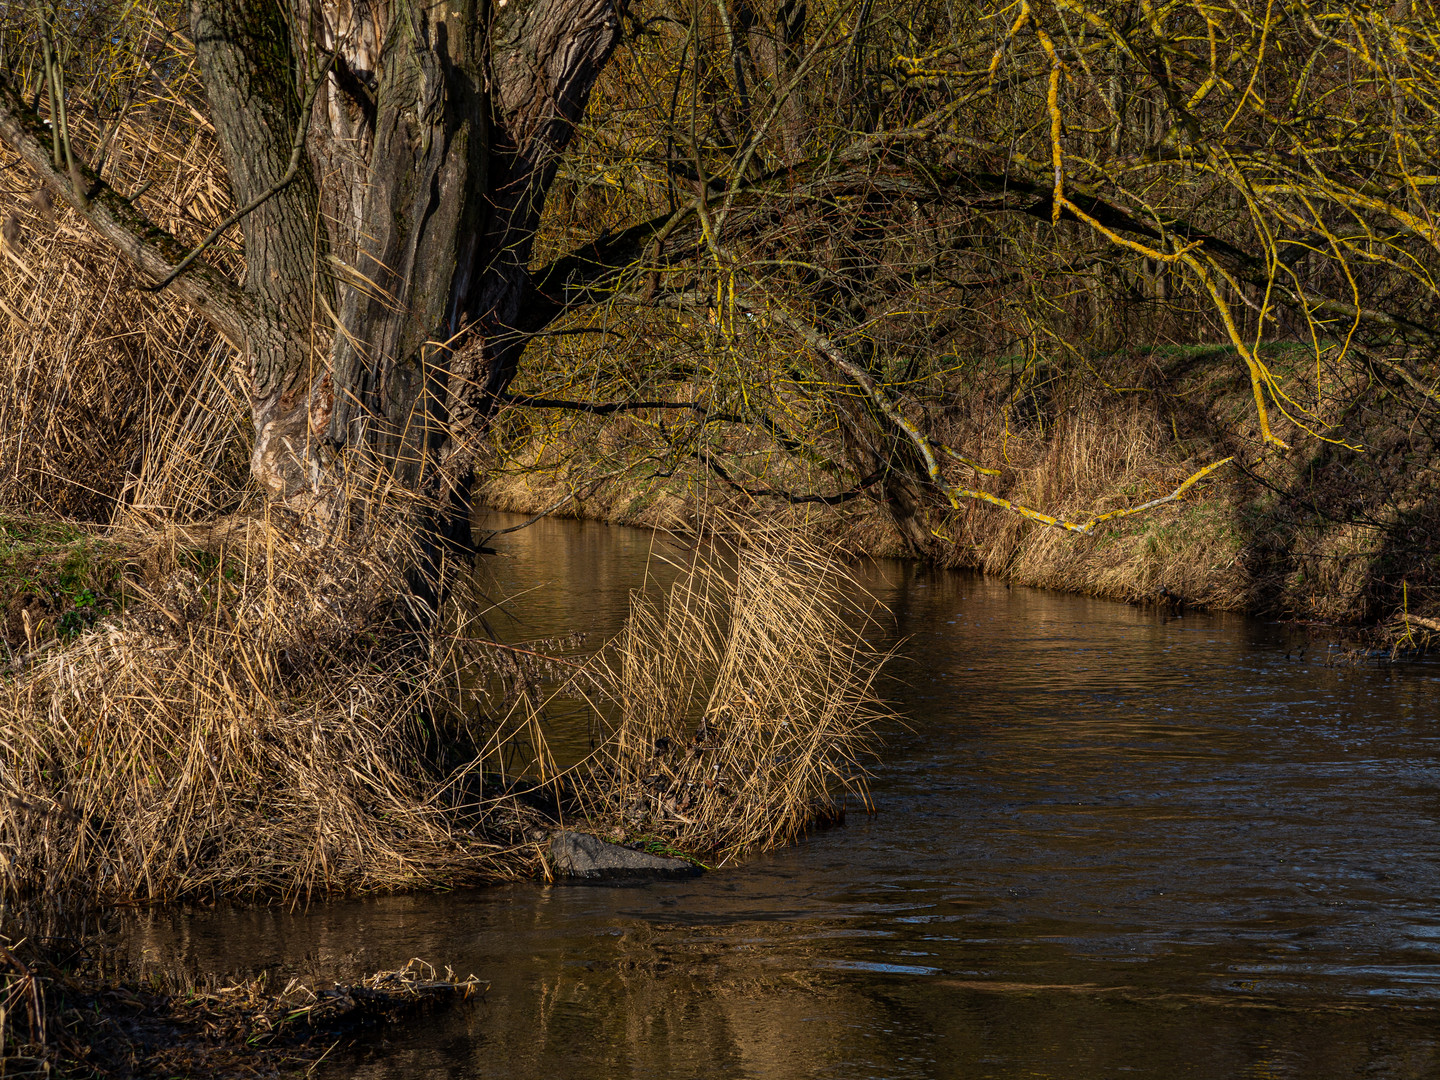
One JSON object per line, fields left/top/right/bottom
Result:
{"left": 1, "top": 0, "right": 625, "bottom": 544}
{"left": 188, "top": 0, "right": 626, "bottom": 520}
{"left": 189, "top": 2, "right": 334, "bottom": 503}
{"left": 736, "top": 0, "right": 809, "bottom": 164}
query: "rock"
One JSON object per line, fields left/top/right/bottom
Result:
{"left": 549, "top": 830, "right": 700, "bottom": 880}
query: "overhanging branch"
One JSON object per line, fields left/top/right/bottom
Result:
{"left": 0, "top": 72, "right": 254, "bottom": 345}
{"left": 530, "top": 137, "right": 1440, "bottom": 346}
{"left": 702, "top": 452, "right": 887, "bottom": 505}
{"left": 500, "top": 392, "right": 743, "bottom": 424}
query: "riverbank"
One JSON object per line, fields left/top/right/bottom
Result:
{"left": 0, "top": 516, "right": 539, "bottom": 1075}
{"left": 0, "top": 510, "right": 883, "bottom": 1075}
{"left": 90, "top": 539, "right": 1440, "bottom": 1080}
{"left": 480, "top": 343, "right": 1440, "bottom": 652}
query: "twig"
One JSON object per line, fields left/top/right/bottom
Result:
{"left": 701, "top": 451, "right": 886, "bottom": 505}
{"left": 500, "top": 392, "right": 742, "bottom": 423}
{"left": 450, "top": 636, "right": 588, "bottom": 669}
{"left": 475, "top": 492, "right": 576, "bottom": 544}
{"left": 1081, "top": 457, "right": 1236, "bottom": 531}
{"left": 1398, "top": 614, "right": 1440, "bottom": 633}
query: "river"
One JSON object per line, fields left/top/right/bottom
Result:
{"left": 121, "top": 512, "right": 1440, "bottom": 1078}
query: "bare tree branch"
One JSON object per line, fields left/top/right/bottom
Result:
{"left": 0, "top": 72, "right": 255, "bottom": 346}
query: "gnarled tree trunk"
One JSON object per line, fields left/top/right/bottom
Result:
{"left": 207, "top": 0, "right": 625, "bottom": 506}
{"left": 0, "top": 0, "right": 625, "bottom": 587}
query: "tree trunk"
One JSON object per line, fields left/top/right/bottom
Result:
{"left": 1, "top": 0, "right": 626, "bottom": 565}
{"left": 208, "top": 0, "right": 626, "bottom": 515}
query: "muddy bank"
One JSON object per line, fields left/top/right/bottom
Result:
{"left": 479, "top": 345, "right": 1440, "bottom": 648}
{"left": 1, "top": 944, "right": 483, "bottom": 1079}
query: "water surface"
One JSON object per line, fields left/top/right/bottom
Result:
{"left": 122, "top": 512, "right": 1440, "bottom": 1079}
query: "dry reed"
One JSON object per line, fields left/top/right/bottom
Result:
{"left": 0, "top": 516, "right": 540, "bottom": 929}
{"left": 581, "top": 514, "right": 890, "bottom": 861}
{"left": 0, "top": 64, "right": 243, "bottom": 526}
{"left": 0, "top": 78, "right": 554, "bottom": 931}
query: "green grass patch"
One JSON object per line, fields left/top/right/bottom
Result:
{"left": 0, "top": 515, "right": 130, "bottom": 647}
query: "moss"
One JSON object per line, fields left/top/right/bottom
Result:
{"left": 0, "top": 515, "right": 129, "bottom": 651}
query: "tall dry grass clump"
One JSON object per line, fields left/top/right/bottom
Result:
{"left": 583, "top": 518, "right": 889, "bottom": 861}
{"left": 0, "top": 511, "right": 544, "bottom": 944}
{"left": 0, "top": 38, "right": 549, "bottom": 926}
{"left": 935, "top": 388, "right": 1251, "bottom": 608}
{"left": 0, "top": 235, "right": 241, "bottom": 523}
{"left": 0, "top": 83, "right": 244, "bottom": 525}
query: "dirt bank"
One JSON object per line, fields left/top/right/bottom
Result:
{"left": 478, "top": 345, "right": 1440, "bottom": 650}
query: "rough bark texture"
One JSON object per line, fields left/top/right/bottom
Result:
{"left": 190, "top": 0, "right": 333, "bottom": 500}
{"left": 0, "top": 0, "right": 626, "bottom": 524}
{"left": 306, "top": 0, "right": 626, "bottom": 504}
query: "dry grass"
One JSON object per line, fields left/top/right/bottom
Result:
{"left": 476, "top": 383, "right": 1247, "bottom": 606}
{"left": 0, "top": 943, "right": 47, "bottom": 1076}
{"left": 578, "top": 513, "right": 890, "bottom": 862}
{"left": 475, "top": 422, "right": 912, "bottom": 560}
{"left": 0, "top": 515, "right": 544, "bottom": 934}
{"left": 940, "top": 392, "right": 1252, "bottom": 609}
{"left": 0, "top": 83, "right": 554, "bottom": 933}
{"left": 0, "top": 84, "right": 244, "bottom": 526}
{"left": 0, "top": 497, "right": 895, "bottom": 1070}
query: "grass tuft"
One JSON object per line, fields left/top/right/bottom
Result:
{"left": 0, "top": 511, "right": 552, "bottom": 947}
{"left": 580, "top": 512, "right": 890, "bottom": 862}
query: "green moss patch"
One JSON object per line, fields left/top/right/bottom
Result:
{"left": 0, "top": 516, "right": 129, "bottom": 653}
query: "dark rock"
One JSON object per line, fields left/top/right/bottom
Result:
{"left": 549, "top": 830, "right": 700, "bottom": 880}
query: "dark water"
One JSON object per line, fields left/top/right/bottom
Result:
{"left": 122, "top": 513, "right": 1440, "bottom": 1079}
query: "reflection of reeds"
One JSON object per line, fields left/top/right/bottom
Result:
{"left": 585, "top": 513, "right": 890, "bottom": 861}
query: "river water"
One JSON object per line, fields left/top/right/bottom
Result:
{"left": 121, "top": 514, "right": 1440, "bottom": 1079}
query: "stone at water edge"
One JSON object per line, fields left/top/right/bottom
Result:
{"left": 549, "top": 830, "right": 701, "bottom": 879}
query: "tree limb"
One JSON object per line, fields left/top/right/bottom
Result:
{"left": 531, "top": 135, "right": 1440, "bottom": 346}
{"left": 702, "top": 452, "right": 886, "bottom": 505}
{"left": 0, "top": 72, "right": 255, "bottom": 346}
{"left": 500, "top": 392, "right": 743, "bottom": 423}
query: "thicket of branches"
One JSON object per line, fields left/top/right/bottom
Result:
{"left": 0, "top": 0, "right": 1437, "bottom": 578}
{"left": 503, "top": 0, "right": 1440, "bottom": 541}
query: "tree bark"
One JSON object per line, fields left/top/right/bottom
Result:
{"left": 1, "top": 0, "right": 627, "bottom": 542}
{"left": 190, "top": 1, "right": 333, "bottom": 502}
